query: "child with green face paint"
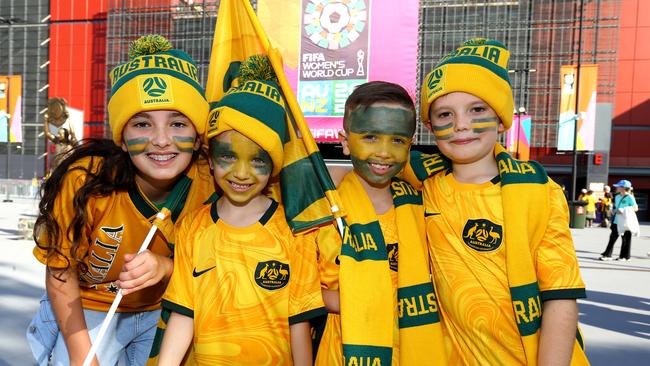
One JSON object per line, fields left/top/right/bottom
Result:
{"left": 314, "top": 81, "right": 446, "bottom": 366}
{"left": 413, "top": 38, "right": 588, "bottom": 365}
{"left": 158, "top": 75, "right": 325, "bottom": 366}
{"left": 27, "top": 35, "right": 215, "bottom": 366}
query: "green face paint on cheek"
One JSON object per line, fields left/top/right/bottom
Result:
{"left": 172, "top": 136, "right": 196, "bottom": 153}
{"left": 432, "top": 122, "right": 454, "bottom": 140}
{"left": 349, "top": 106, "right": 415, "bottom": 137}
{"left": 252, "top": 149, "right": 273, "bottom": 176}
{"left": 125, "top": 137, "right": 150, "bottom": 156}
{"left": 471, "top": 117, "right": 499, "bottom": 133}
{"left": 210, "top": 140, "right": 235, "bottom": 170}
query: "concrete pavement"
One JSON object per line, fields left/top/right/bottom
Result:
{"left": 0, "top": 197, "right": 649, "bottom": 365}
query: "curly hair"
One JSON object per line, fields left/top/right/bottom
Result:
{"left": 34, "top": 138, "right": 136, "bottom": 279}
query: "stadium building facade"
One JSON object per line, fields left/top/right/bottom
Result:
{"left": 1, "top": 0, "right": 648, "bottom": 218}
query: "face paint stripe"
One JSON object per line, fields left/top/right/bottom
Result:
{"left": 348, "top": 106, "right": 415, "bottom": 137}
{"left": 432, "top": 124, "right": 454, "bottom": 140}
{"left": 431, "top": 122, "right": 454, "bottom": 131}
{"left": 172, "top": 136, "right": 196, "bottom": 153}
{"left": 125, "top": 137, "right": 149, "bottom": 156}
{"left": 471, "top": 117, "right": 499, "bottom": 123}
{"left": 125, "top": 137, "right": 149, "bottom": 147}
{"left": 127, "top": 148, "right": 146, "bottom": 156}
{"left": 473, "top": 127, "right": 498, "bottom": 133}
{"left": 471, "top": 122, "right": 498, "bottom": 130}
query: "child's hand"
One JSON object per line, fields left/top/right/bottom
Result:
{"left": 116, "top": 250, "right": 173, "bottom": 296}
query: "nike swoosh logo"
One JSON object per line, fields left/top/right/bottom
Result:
{"left": 425, "top": 212, "right": 441, "bottom": 217}
{"left": 192, "top": 266, "right": 216, "bottom": 277}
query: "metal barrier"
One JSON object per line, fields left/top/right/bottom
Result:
{"left": 0, "top": 179, "right": 41, "bottom": 199}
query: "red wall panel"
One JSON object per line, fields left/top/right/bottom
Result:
{"left": 615, "top": 60, "right": 634, "bottom": 93}
{"left": 49, "top": 0, "right": 108, "bottom": 138}
{"left": 617, "top": 27, "right": 636, "bottom": 60}
{"left": 51, "top": 0, "right": 108, "bottom": 22}
{"left": 612, "top": 0, "right": 650, "bottom": 177}
{"left": 632, "top": 60, "right": 650, "bottom": 92}
{"left": 49, "top": 22, "right": 106, "bottom": 137}
{"left": 619, "top": 0, "right": 638, "bottom": 28}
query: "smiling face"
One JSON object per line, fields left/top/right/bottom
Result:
{"left": 209, "top": 131, "right": 272, "bottom": 205}
{"left": 342, "top": 103, "right": 414, "bottom": 187}
{"left": 121, "top": 110, "right": 199, "bottom": 191}
{"left": 428, "top": 92, "right": 504, "bottom": 166}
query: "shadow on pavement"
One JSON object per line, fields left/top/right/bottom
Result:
{"left": 580, "top": 290, "right": 650, "bottom": 340}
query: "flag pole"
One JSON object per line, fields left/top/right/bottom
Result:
{"left": 82, "top": 208, "right": 170, "bottom": 366}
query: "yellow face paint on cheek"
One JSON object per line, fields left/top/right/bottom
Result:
{"left": 432, "top": 123, "right": 454, "bottom": 140}
{"left": 471, "top": 118, "right": 499, "bottom": 133}
{"left": 172, "top": 136, "right": 196, "bottom": 153}
{"left": 124, "top": 137, "right": 150, "bottom": 156}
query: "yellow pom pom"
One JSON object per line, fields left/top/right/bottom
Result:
{"left": 238, "top": 55, "right": 278, "bottom": 84}
{"left": 128, "top": 34, "right": 173, "bottom": 60}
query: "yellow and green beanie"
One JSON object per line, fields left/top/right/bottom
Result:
{"left": 205, "top": 56, "right": 288, "bottom": 177}
{"left": 420, "top": 38, "right": 514, "bottom": 130}
{"left": 107, "top": 34, "right": 208, "bottom": 145}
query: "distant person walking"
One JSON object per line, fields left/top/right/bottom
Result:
{"left": 599, "top": 185, "right": 613, "bottom": 227}
{"left": 599, "top": 180, "right": 639, "bottom": 261}
{"left": 583, "top": 190, "right": 598, "bottom": 228}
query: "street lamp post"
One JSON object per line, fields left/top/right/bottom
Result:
{"left": 570, "top": 0, "right": 585, "bottom": 201}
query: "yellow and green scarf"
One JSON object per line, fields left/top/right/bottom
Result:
{"left": 409, "top": 144, "right": 589, "bottom": 365}
{"left": 495, "top": 143, "right": 589, "bottom": 365}
{"left": 338, "top": 172, "right": 446, "bottom": 365}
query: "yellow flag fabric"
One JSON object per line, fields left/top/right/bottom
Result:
{"left": 206, "top": 0, "right": 344, "bottom": 232}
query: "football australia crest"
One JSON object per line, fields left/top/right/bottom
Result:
{"left": 426, "top": 65, "right": 446, "bottom": 96}
{"left": 254, "top": 260, "right": 290, "bottom": 290}
{"left": 138, "top": 75, "right": 173, "bottom": 105}
{"left": 462, "top": 219, "right": 502, "bottom": 252}
{"left": 207, "top": 108, "right": 220, "bottom": 134}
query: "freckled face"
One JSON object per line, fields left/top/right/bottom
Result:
{"left": 209, "top": 131, "right": 272, "bottom": 205}
{"left": 121, "top": 110, "right": 199, "bottom": 188}
{"left": 343, "top": 103, "right": 414, "bottom": 187}
{"left": 428, "top": 92, "right": 503, "bottom": 165}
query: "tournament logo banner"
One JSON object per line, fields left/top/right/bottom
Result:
{"left": 557, "top": 64, "right": 598, "bottom": 151}
{"left": 259, "top": 0, "right": 419, "bottom": 142}
{"left": 299, "top": 0, "right": 369, "bottom": 118}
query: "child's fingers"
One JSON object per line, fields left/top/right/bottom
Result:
{"left": 117, "top": 251, "right": 164, "bottom": 295}
{"left": 121, "top": 250, "right": 151, "bottom": 271}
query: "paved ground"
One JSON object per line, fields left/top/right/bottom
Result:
{"left": 0, "top": 197, "right": 649, "bottom": 365}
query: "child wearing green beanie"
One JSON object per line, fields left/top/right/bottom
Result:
{"left": 157, "top": 57, "right": 325, "bottom": 366}
{"left": 413, "top": 38, "right": 590, "bottom": 365}
{"left": 26, "top": 35, "right": 214, "bottom": 366}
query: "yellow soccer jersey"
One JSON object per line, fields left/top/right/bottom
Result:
{"left": 315, "top": 207, "right": 401, "bottom": 366}
{"left": 33, "top": 156, "right": 215, "bottom": 312}
{"left": 163, "top": 200, "right": 326, "bottom": 366}
{"left": 423, "top": 172, "right": 585, "bottom": 365}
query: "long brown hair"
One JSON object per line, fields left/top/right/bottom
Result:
{"left": 34, "top": 138, "right": 136, "bottom": 278}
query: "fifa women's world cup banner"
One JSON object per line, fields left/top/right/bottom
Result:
{"left": 258, "top": 0, "right": 419, "bottom": 142}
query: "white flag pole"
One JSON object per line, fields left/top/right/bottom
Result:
{"left": 82, "top": 209, "right": 168, "bottom": 366}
